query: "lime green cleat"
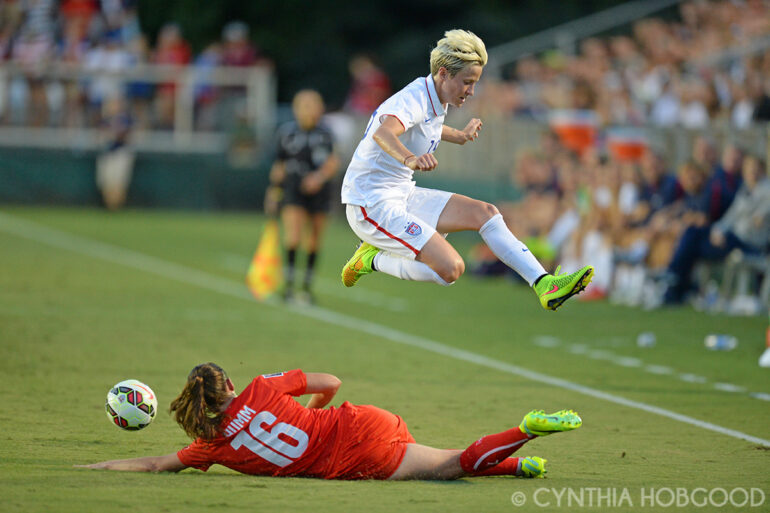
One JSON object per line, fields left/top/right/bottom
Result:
{"left": 533, "top": 265, "right": 594, "bottom": 311}
{"left": 341, "top": 242, "right": 379, "bottom": 287}
{"left": 519, "top": 409, "right": 582, "bottom": 437}
{"left": 518, "top": 456, "right": 547, "bottom": 478}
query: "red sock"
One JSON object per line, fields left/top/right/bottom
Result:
{"left": 471, "top": 457, "right": 520, "bottom": 476}
{"left": 460, "top": 427, "right": 531, "bottom": 473}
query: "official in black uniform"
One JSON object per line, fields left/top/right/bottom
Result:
{"left": 266, "top": 90, "right": 339, "bottom": 302}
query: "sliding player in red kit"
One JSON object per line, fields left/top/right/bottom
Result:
{"left": 77, "top": 363, "right": 582, "bottom": 480}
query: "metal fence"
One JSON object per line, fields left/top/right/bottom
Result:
{"left": 0, "top": 62, "right": 276, "bottom": 153}
{"left": 436, "top": 110, "right": 769, "bottom": 182}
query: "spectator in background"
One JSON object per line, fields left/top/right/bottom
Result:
{"left": 0, "top": 0, "right": 24, "bottom": 122}
{"left": 59, "top": 0, "right": 98, "bottom": 39}
{"left": 96, "top": 94, "right": 134, "bottom": 210}
{"left": 192, "top": 42, "right": 222, "bottom": 130}
{"left": 344, "top": 54, "right": 391, "bottom": 116}
{"left": 220, "top": 21, "right": 260, "bottom": 67}
{"left": 704, "top": 143, "right": 743, "bottom": 223}
{"left": 153, "top": 22, "right": 191, "bottom": 129}
{"left": 266, "top": 90, "right": 339, "bottom": 304}
{"left": 0, "top": 0, "right": 23, "bottom": 61}
{"left": 691, "top": 135, "right": 718, "bottom": 174}
{"left": 124, "top": 33, "right": 153, "bottom": 129}
{"left": 647, "top": 160, "right": 710, "bottom": 268}
{"left": 10, "top": 0, "right": 57, "bottom": 126}
{"left": 638, "top": 150, "right": 679, "bottom": 217}
{"left": 217, "top": 22, "right": 270, "bottom": 133}
{"left": 663, "top": 155, "right": 770, "bottom": 304}
{"left": 83, "top": 29, "right": 132, "bottom": 125}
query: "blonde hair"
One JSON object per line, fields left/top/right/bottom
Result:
{"left": 430, "top": 29, "right": 488, "bottom": 76}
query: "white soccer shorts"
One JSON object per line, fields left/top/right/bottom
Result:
{"left": 345, "top": 186, "right": 452, "bottom": 259}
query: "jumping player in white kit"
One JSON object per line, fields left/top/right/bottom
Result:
{"left": 340, "top": 29, "right": 593, "bottom": 310}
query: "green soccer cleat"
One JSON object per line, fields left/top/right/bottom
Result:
{"left": 518, "top": 456, "right": 547, "bottom": 478}
{"left": 341, "top": 242, "right": 379, "bottom": 287}
{"left": 519, "top": 409, "right": 582, "bottom": 437}
{"left": 533, "top": 265, "right": 594, "bottom": 311}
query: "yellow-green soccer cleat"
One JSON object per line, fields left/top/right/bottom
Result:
{"left": 341, "top": 242, "right": 379, "bottom": 287}
{"left": 519, "top": 409, "right": 582, "bottom": 437}
{"left": 518, "top": 456, "right": 547, "bottom": 478}
{"left": 533, "top": 265, "right": 594, "bottom": 311}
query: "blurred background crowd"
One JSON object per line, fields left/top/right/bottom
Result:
{"left": 471, "top": 0, "right": 770, "bottom": 128}
{"left": 0, "top": 0, "right": 768, "bottom": 314}
{"left": 469, "top": 131, "right": 769, "bottom": 315}
{"left": 0, "top": 0, "right": 271, "bottom": 130}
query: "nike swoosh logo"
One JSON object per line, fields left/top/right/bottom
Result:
{"left": 545, "top": 284, "right": 559, "bottom": 295}
{"left": 522, "top": 248, "right": 529, "bottom": 252}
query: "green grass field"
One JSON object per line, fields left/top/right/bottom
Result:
{"left": 1, "top": 207, "right": 768, "bottom": 513}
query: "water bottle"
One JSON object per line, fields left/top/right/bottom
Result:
{"left": 704, "top": 334, "right": 738, "bottom": 351}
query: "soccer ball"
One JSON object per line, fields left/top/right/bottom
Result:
{"left": 105, "top": 379, "right": 158, "bottom": 431}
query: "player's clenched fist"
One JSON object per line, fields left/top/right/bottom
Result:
{"left": 463, "top": 118, "right": 482, "bottom": 142}
{"left": 405, "top": 153, "right": 438, "bottom": 171}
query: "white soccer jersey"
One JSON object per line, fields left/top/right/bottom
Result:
{"left": 341, "top": 74, "right": 446, "bottom": 206}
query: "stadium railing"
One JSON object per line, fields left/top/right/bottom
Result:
{"left": 436, "top": 112, "right": 769, "bottom": 191}
{"left": 0, "top": 61, "right": 276, "bottom": 153}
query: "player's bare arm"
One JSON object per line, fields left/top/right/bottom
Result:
{"left": 373, "top": 115, "right": 438, "bottom": 171}
{"left": 304, "top": 372, "right": 342, "bottom": 409}
{"left": 441, "top": 118, "right": 482, "bottom": 145}
{"left": 75, "top": 453, "right": 187, "bottom": 473}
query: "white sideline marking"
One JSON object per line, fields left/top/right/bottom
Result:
{"left": 541, "top": 339, "right": 765, "bottom": 404}
{"left": 713, "top": 383, "right": 746, "bottom": 393}
{"left": 533, "top": 336, "right": 560, "bottom": 348}
{"left": 2, "top": 211, "right": 769, "bottom": 448}
{"left": 679, "top": 373, "right": 708, "bottom": 384}
{"left": 615, "top": 357, "right": 642, "bottom": 368}
{"left": 644, "top": 365, "right": 674, "bottom": 375}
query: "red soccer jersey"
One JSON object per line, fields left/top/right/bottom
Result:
{"left": 176, "top": 369, "right": 413, "bottom": 479}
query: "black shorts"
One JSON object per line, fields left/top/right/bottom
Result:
{"left": 282, "top": 177, "right": 333, "bottom": 214}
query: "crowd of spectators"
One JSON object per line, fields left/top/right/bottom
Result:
{"left": 0, "top": 0, "right": 269, "bottom": 131}
{"left": 471, "top": 0, "right": 770, "bottom": 129}
{"left": 470, "top": 130, "right": 770, "bottom": 313}
{"left": 463, "top": 0, "right": 770, "bottom": 313}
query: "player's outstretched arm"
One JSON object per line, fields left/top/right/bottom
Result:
{"left": 441, "top": 118, "right": 482, "bottom": 145}
{"left": 75, "top": 453, "right": 187, "bottom": 473}
{"left": 373, "top": 116, "right": 437, "bottom": 171}
{"left": 304, "top": 372, "right": 342, "bottom": 409}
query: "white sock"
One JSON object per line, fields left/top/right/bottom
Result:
{"left": 479, "top": 214, "right": 546, "bottom": 286}
{"left": 374, "top": 252, "right": 451, "bottom": 286}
